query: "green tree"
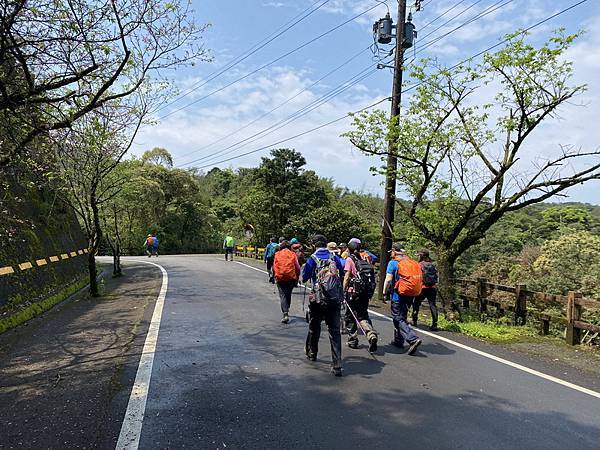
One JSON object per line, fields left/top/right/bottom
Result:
{"left": 529, "top": 231, "right": 600, "bottom": 298}
{"left": 345, "top": 31, "right": 600, "bottom": 318}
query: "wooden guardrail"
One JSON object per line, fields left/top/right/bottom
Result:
{"left": 455, "top": 278, "right": 600, "bottom": 345}
{"left": 234, "top": 246, "right": 265, "bottom": 259}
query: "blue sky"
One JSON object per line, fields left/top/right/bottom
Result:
{"left": 134, "top": 0, "right": 600, "bottom": 204}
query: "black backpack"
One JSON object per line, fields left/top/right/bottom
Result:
{"left": 350, "top": 255, "right": 376, "bottom": 298}
{"left": 421, "top": 261, "right": 438, "bottom": 287}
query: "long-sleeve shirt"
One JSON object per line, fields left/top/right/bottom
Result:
{"left": 302, "top": 248, "right": 345, "bottom": 284}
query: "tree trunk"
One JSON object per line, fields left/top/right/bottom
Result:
{"left": 88, "top": 190, "right": 102, "bottom": 296}
{"left": 436, "top": 248, "right": 459, "bottom": 320}
{"left": 88, "top": 249, "right": 99, "bottom": 296}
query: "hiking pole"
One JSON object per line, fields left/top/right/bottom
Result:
{"left": 343, "top": 299, "right": 377, "bottom": 359}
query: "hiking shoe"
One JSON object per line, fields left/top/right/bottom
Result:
{"left": 430, "top": 324, "right": 439, "bottom": 332}
{"left": 281, "top": 313, "right": 289, "bottom": 324}
{"left": 368, "top": 336, "right": 378, "bottom": 353}
{"left": 408, "top": 339, "right": 422, "bottom": 355}
{"left": 306, "top": 353, "right": 317, "bottom": 361}
{"left": 331, "top": 367, "right": 343, "bottom": 377}
{"left": 347, "top": 340, "right": 359, "bottom": 349}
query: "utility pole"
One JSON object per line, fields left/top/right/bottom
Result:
{"left": 377, "top": 0, "right": 408, "bottom": 301}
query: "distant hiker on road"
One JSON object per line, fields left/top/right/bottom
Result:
{"left": 264, "top": 237, "right": 278, "bottom": 283}
{"left": 273, "top": 240, "right": 301, "bottom": 324}
{"left": 290, "top": 238, "right": 306, "bottom": 265}
{"left": 412, "top": 249, "right": 439, "bottom": 331}
{"left": 144, "top": 234, "right": 159, "bottom": 257}
{"left": 302, "top": 234, "right": 345, "bottom": 377}
{"left": 343, "top": 240, "right": 378, "bottom": 352}
{"left": 223, "top": 235, "right": 235, "bottom": 261}
{"left": 383, "top": 243, "right": 423, "bottom": 355}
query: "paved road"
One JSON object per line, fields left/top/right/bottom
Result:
{"left": 122, "top": 255, "right": 600, "bottom": 449}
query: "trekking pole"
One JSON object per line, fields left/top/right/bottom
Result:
{"left": 343, "top": 299, "right": 377, "bottom": 359}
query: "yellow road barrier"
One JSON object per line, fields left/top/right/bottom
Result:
{"left": 0, "top": 248, "right": 88, "bottom": 276}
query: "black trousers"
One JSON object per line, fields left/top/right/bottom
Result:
{"left": 266, "top": 256, "right": 274, "bottom": 282}
{"left": 306, "top": 301, "right": 342, "bottom": 369}
{"left": 344, "top": 292, "right": 377, "bottom": 343}
{"left": 413, "top": 287, "right": 438, "bottom": 326}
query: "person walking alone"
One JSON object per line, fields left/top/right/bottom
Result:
{"left": 412, "top": 249, "right": 439, "bottom": 331}
{"left": 383, "top": 243, "right": 423, "bottom": 355}
{"left": 302, "top": 234, "right": 345, "bottom": 377}
{"left": 223, "top": 235, "right": 235, "bottom": 261}
{"left": 273, "top": 240, "right": 300, "bottom": 324}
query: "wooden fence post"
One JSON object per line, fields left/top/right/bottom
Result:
{"left": 477, "top": 277, "right": 488, "bottom": 314}
{"left": 566, "top": 291, "right": 582, "bottom": 345}
{"left": 514, "top": 284, "right": 527, "bottom": 325}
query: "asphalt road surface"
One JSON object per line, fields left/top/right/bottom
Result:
{"left": 3, "top": 255, "right": 600, "bottom": 449}
{"left": 120, "top": 255, "right": 600, "bottom": 449}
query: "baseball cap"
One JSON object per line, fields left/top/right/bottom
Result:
{"left": 390, "top": 242, "right": 405, "bottom": 253}
{"left": 327, "top": 242, "right": 338, "bottom": 252}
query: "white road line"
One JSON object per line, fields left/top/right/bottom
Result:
{"left": 234, "top": 259, "right": 600, "bottom": 400}
{"left": 116, "top": 260, "right": 169, "bottom": 450}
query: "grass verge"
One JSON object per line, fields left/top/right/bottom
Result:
{"left": 437, "top": 313, "right": 540, "bottom": 343}
{"left": 0, "top": 276, "right": 89, "bottom": 334}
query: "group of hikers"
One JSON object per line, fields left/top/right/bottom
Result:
{"left": 259, "top": 233, "right": 439, "bottom": 377}
{"left": 144, "top": 234, "right": 160, "bottom": 257}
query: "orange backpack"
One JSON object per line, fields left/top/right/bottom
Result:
{"left": 273, "top": 249, "right": 298, "bottom": 282}
{"left": 394, "top": 256, "right": 423, "bottom": 296}
{"left": 146, "top": 236, "right": 155, "bottom": 247}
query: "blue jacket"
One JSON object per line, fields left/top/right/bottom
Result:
{"left": 264, "top": 242, "right": 278, "bottom": 261}
{"left": 302, "top": 248, "right": 345, "bottom": 284}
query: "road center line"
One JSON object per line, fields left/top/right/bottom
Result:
{"left": 233, "top": 259, "right": 600, "bottom": 400}
{"left": 116, "top": 260, "right": 169, "bottom": 450}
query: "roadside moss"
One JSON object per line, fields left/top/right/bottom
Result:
{"left": 0, "top": 277, "right": 89, "bottom": 334}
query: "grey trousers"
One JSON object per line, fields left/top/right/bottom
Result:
{"left": 277, "top": 280, "right": 296, "bottom": 314}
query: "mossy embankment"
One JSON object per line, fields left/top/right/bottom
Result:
{"left": 1, "top": 174, "right": 88, "bottom": 332}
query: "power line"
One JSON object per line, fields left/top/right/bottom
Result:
{"left": 159, "top": 3, "right": 381, "bottom": 120}
{"left": 176, "top": 45, "right": 372, "bottom": 162}
{"left": 186, "top": 0, "right": 588, "bottom": 170}
{"left": 180, "top": 64, "right": 381, "bottom": 167}
{"left": 178, "top": 0, "right": 512, "bottom": 165}
{"left": 192, "top": 97, "right": 390, "bottom": 169}
{"left": 417, "top": 0, "right": 516, "bottom": 55}
{"left": 419, "top": 0, "right": 470, "bottom": 32}
{"left": 155, "top": 0, "right": 332, "bottom": 114}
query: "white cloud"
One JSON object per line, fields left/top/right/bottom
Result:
{"left": 132, "top": 3, "right": 599, "bottom": 203}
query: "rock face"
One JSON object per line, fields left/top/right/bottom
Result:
{"left": 0, "top": 176, "right": 87, "bottom": 311}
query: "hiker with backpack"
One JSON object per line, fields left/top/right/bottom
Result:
{"left": 264, "top": 237, "right": 278, "bottom": 283}
{"left": 383, "top": 243, "right": 423, "bottom": 355}
{"left": 143, "top": 234, "right": 158, "bottom": 257}
{"left": 343, "top": 240, "right": 378, "bottom": 352}
{"left": 273, "top": 240, "right": 301, "bottom": 324}
{"left": 223, "top": 235, "right": 235, "bottom": 261}
{"left": 413, "top": 249, "right": 439, "bottom": 331}
{"left": 302, "top": 234, "right": 345, "bottom": 377}
{"left": 348, "top": 238, "right": 378, "bottom": 264}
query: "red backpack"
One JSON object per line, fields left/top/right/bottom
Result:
{"left": 394, "top": 256, "right": 423, "bottom": 296}
{"left": 273, "top": 249, "right": 298, "bottom": 282}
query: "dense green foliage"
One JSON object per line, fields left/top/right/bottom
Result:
{"left": 104, "top": 146, "right": 599, "bottom": 300}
